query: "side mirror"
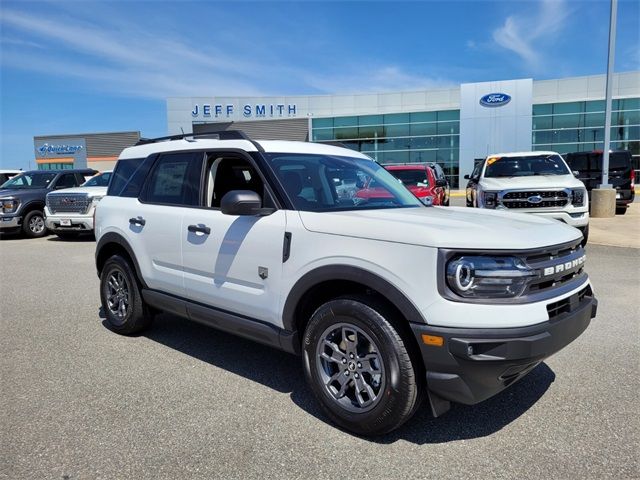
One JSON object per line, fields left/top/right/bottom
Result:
{"left": 435, "top": 179, "right": 448, "bottom": 187}
{"left": 463, "top": 174, "right": 471, "bottom": 180}
{"left": 221, "top": 190, "right": 267, "bottom": 216}
{"left": 573, "top": 170, "right": 580, "bottom": 177}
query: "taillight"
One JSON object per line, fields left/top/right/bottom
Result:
{"left": 631, "top": 169, "right": 635, "bottom": 192}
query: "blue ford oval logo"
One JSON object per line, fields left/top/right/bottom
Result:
{"left": 479, "top": 93, "right": 511, "bottom": 107}
{"left": 527, "top": 195, "right": 543, "bottom": 204}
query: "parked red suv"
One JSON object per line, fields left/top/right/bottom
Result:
{"left": 359, "top": 164, "right": 449, "bottom": 205}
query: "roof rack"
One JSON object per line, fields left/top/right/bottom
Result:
{"left": 135, "top": 129, "right": 252, "bottom": 146}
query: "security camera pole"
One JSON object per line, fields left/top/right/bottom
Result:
{"left": 592, "top": 0, "right": 617, "bottom": 217}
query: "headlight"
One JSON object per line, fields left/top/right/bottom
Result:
{"left": 446, "top": 255, "right": 536, "bottom": 298}
{"left": 571, "top": 188, "right": 586, "bottom": 206}
{"left": 1, "top": 199, "right": 19, "bottom": 214}
{"left": 91, "top": 196, "right": 104, "bottom": 205}
{"left": 482, "top": 191, "right": 498, "bottom": 208}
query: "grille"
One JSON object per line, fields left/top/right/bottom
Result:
{"left": 501, "top": 190, "right": 569, "bottom": 209}
{"left": 547, "top": 285, "right": 593, "bottom": 319}
{"left": 524, "top": 239, "right": 586, "bottom": 295}
{"left": 47, "top": 193, "right": 90, "bottom": 214}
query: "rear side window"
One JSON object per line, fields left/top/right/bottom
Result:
{"left": 107, "top": 158, "right": 144, "bottom": 197}
{"left": 55, "top": 173, "right": 80, "bottom": 189}
{"left": 142, "top": 152, "right": 202, "bottom": 206}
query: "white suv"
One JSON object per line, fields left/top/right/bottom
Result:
{"left": 94, "top": 132, "right": 597, "bottom": 435}
{"left": 465, "top": 152, "right": 589, "bottom": 244}
{"left": 45, "top": 171, "right": 112, "bottom": 238}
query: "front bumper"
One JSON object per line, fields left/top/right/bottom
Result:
{"left": 44, "top": 207, "right": 94, "bottom": 232}
{"left": 503, "top": 208, "right": 589, "bottom": 227}
{"left": 411, "top": 286, "right": 597, "bottom": 408}
{"left": 0, "top": 215, "right": 21, "bottom": 231}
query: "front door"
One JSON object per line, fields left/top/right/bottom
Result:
{"left": 181, "top": 153, "right": 287, "bottom": 325}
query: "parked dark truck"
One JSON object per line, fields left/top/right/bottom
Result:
{"left": 0, "top": 169, "right": 97, "bottom": 237}
{"left": 564, "top": 150, "right": 635, "bottom": 215}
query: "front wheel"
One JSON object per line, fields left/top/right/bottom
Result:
{"left": 100, "top": 255, "right": 153, "bottom": 335}
{"left": 579, "top": 224, "right": 589, "bottom": 247}
{"left": 616, "top": 206, "right": 628, "bottom": 215}
{"left": 22, "top": 210, "right": 47, "bottom": 238}
{"left": 302, "top": 296, "right": 422, "bottom": 436}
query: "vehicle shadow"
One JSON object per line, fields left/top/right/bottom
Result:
{"left": 120, "top": 312, "right": 555, "bottom": 444}
{"left": 47, "top": 234, "right": 95, "bottom": 242}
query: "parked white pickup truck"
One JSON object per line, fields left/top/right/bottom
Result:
{"left": 45, "top": 171, "right": 112, "bottom": 239}
{"left": 465, "top": 152, "right": 590, "bottom": 245}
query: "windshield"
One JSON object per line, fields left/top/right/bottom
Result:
{"left": 1, "top": 172, "right": 56, "bottom": 189}
{"left": 82, "top": 171, "right": 112, "bottom": 187}
{"left": 484, "top": 154, "right": 570, "bottom": 177}
{"left": 264, "top": 153, "right": 422, "bottom": 211}
{"left": 387, "top": 169, "right": 431, "bottom": 187}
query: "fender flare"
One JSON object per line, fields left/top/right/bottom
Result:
{"left": 282, "top": 265, "right": 426, "bottom": 332}
{"left": 20, "top": 200, "right": 46, "bottom": 214}
{"left": 95, "top": 232, "right": 147, "bottom": 288}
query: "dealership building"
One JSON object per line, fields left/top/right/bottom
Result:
{"left": 33, "top": 131, "right": 140, "bottom": 172}
{"left": 167, "top": 71, "right": 639, "bottom": 188}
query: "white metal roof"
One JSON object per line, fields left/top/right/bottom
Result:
{"left": 119, "top": 138, "right": 372, "bottom": 160}
{"left": 487, "top": 151, "right": 561, "bottom": 158}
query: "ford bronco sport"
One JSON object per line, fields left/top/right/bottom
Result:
{"left": 95, "top": 131, "right": 597, "bottom": 435}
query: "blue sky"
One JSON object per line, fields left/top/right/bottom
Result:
{"left": 1, "top": 0, "right": 639, "bottom": 170}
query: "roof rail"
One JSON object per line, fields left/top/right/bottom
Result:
{"left": 135, "top": 129, "right": 252, "bottom": 146}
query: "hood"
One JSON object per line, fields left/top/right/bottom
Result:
{"left": 298, "top": 206, "right": 581, "bottom": 250}
{"left": 46, "top": 186, "right": 108, "bottom": 197}
{"left": 480, "top": 174, "right": 585, "bottom": 191}
{"left": 0, "top": 188, "right": 48, "bottom": 198}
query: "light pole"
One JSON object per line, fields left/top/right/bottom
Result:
{"left": 592, "top": 0, "right": 618, "bottom": 217}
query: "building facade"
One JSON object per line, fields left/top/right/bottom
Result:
{"left": 168, "top": 72, "right": 640, "bottom": 188}
{"left": 34, "top": 131, "right": 140, "bottom": 172}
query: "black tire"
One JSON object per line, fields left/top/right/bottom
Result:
{"left": 616, "top": 206, "right": 627, "bottom": 215}
{"left": 22, "top": 210, "right": 47, "bottom": 238}
{"left": 302, "top": 296, "right": 422, "bottom": 436}
{"left": 580, "top": 224, "right": 589, "bottom": 247}
{"left": 100, "top": 255, "right": 153, "bottom": 335}
{"left": 55, "top": 231, "right": 80, "bottom": 240}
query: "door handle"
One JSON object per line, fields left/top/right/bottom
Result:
{"left": 129, "top": 216, "right": 146, "bottom": 226}
{"left": 188, "top": 224, "right": 211, "bottom": 235}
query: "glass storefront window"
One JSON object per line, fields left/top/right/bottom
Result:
{"left": 586, "top": 100, "right": 605, "bottom": 112}
{"left": 584, "top": 112, "right": 605, "bottom": 127}
{"left": 334, "top": 126, "right": 358, "bottom": 139}
{"left": 615, "top": 98, "right": 640, "bottom": 110}
{"left": 554, "top": 102, "right": 585, "bottom": 114}
{"left": 313, "top": 129, "right": 334, "bottom": 141}
{"left": 437, "top": 110, "right": 460, "bottom": 121}
{"left": 358, "top": 125, "right": 385, "bottom": 139}
{"left": 410, "top": 122, "right": 437, "bottom": 136}
{"left": 384, "top": 123, "right": 410, "bottom": 137}
{"left": 533, "top": 104, "right": 553, "bottom": 115}
{"left": 410, "top": 111, "right": 437, "bottom": 123}
{"left": 384, "top": 113, "right": 410, "bottom": 124}
{"left": 533, "top": 116, "right": 552, "bottom": 129}
{"left": 613, "top": 110, "right": 640, "bottom": 126}
{"left": 312, "top": 118, "right": 333, "bottom": 129}
{"left": 334, "top": 116, "right": 358, "bottom": 127}
{"left": 437, "top": 121, "right": 460, "bottom": 135}
{"left": 358, "top": 115, "right": 383, "bottom": 126}
{"left": 553, "top": 114, "right": 583, "bottom": 129}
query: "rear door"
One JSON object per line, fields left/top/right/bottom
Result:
{"left": 128, "top": 151, "right": 203, "bottom": 297}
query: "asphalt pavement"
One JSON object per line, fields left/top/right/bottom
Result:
{"left": 1, "top": 233, "right": 638, "bottom": 479}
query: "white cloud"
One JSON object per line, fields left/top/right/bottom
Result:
{"left": 0, "top": 7, "right": 449, "bottom": 99}
{"left": 492, "top": 0, "right": 570, "bottom": 70}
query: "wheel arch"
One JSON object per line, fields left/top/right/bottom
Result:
{"left": 95, "top": 232, "right": 147, "bottom": 288}
{"left": 282, "top": 265, "right": 426, "bottom": 335}
{"left": 21, "top": 200, "right": 45, "bottom": 215}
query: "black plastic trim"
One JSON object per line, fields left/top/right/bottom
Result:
{"left": 282, "top": 232, "right": 292, "bottom": 262}
{"left": 411, "top": 293, "right": 597, "bottom": 406}
{"left": 142, "top": 289, "right": 298, "bottom": 354}
{"left": 95, "top": 232, "right": 147, "bottom": 288}
{"left": 282, "top": 265, "right": 425, "bottom": 332}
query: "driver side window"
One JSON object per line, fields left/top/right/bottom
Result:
{"left": 204, "top": 154, "right": 273, "bottom": 209}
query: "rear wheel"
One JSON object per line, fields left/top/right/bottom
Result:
{"left": 22, "top": 210, "right": 47, "bottom": 238}
{"left": 100, "top": 255, "right": 153, "bottom": 335}
{"left": 302, "top": 296, "right": 422, "bottom": 436}
{"left": 616, "top": 206, "right": 628, "bottom": 215}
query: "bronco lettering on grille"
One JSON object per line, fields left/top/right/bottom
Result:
{"left": 542, "top": 255, "right": 586, "bottom": 276}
